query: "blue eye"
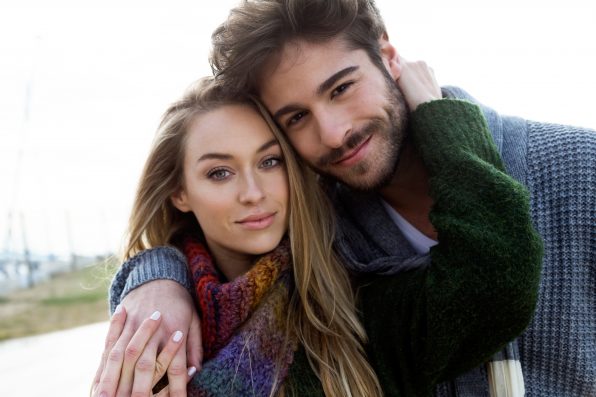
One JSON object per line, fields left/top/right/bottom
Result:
{"left": 207, "top": 168, "right": 232, "bottom": 181}
{"left": 260, "top": 156, "right": 283, "bottom": 169}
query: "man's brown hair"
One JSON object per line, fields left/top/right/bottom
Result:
{"left": 210, "top": 0, "right": 387, "bottom": 95}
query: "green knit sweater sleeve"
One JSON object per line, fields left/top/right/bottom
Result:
{"left": 358, "top": 99, "right": 543, "bottom": 396}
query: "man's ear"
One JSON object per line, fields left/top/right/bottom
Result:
{"left": 171, "top": 189, "right": 192, "bottom": 213}
{"left": 379, "top": 32, "right": 402, "bottom": 80}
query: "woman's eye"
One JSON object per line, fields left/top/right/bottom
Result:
{"left": 207, "top": 168, "right": 232, "bottom": 181}
{"left": 332, "top": 82, "right": 353, "bottom": 98}
{"left": 261, "top": 156, "right": 283, "bottom": 169}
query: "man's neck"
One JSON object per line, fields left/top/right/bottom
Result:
{"left": 379, "top": 140, "right": 437, "bottom": 240}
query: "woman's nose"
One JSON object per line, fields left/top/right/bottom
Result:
{"left": 238, "top": 173, "right": 265, "bottom": 204}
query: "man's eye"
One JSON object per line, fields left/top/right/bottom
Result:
{"left": 207, "top": 168, "right": 232, "bottom": 181}
{"left": 331, "top": 82, "right": 353, "bottom": 98}
{"left": 288, "top": 111, "right": 308, "bottom": 126}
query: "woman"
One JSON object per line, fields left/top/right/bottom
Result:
{"left": 94, "top": 76, "right": 380, "bottom": 397}
{"left": 92, "top": 65, "right": 542, "bottom": 397}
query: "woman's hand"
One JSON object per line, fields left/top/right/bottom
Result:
{"left": 91, "top": 306, "right": 196, "bottom": 397}
{"left": 397, "top": 58, "right": 442, "bottom": 111}
{"left": 94, "top": 280, "right": 202, "bottom": 397}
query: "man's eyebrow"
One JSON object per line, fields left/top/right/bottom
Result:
{"left": 197, "top": 139, "right": 278, "bottom": 163}
{"left": 316, "top": 65, "right": 359, "bottom": 96}
{"left": 271, "top": 66, "right": 359, "bottom": 121}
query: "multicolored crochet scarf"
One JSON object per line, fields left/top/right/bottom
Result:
{"left": 183, "top": 237, "right": 298, "bottom": 397}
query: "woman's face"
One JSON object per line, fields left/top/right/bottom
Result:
{"left": 172, "top": 104, "right": 289, "bottom": 270}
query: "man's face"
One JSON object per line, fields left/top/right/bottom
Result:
{"left": 259, "top": 36, "right": 408, "bottom": 190}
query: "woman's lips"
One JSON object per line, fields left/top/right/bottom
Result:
{"left": 236, "top": 212, "right": 276, "bottom": 230}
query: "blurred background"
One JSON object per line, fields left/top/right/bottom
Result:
{"left": 1, "top": 0, "right": 595, "bottom": 395}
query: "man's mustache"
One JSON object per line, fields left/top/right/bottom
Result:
{"left": 317, "top": 119, "right": 384, "bottom": 167}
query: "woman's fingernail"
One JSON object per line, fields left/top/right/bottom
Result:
{"left": 99, "top": 392, "right": 107, "bottom": 397}
{"left": 173, "top": 330, "right": 183, "bottom": 342}
{"left": 150, "top": 310, "right": 161, "bottom": 320}
{"left": 114, "top": 304, "right": 122, "bottom": 315}
{"left": 187, "top": 366, "right": 197, "bottom": 377}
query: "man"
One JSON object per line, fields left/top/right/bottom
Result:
{"left": 103, "top": 1, "right": 595, "bottom": 396}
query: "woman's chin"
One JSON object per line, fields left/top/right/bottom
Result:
{"left": 240, "top": 233, "right": 285, "bottom": 256}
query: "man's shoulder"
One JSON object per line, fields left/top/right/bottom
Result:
{"left": 441, "top": 85, "right": 596, "bottom": 141}
{"left": 442, "top": 85, "right": 595, "bottom": 178}
{"left": 441, "top": 86, "right": 478, "bottom": 102}
{"left": 526, "top": 118, "right": 596, "bottom": 145}
{"left": 525, "top": 119, "right": 596, "bottom": 183}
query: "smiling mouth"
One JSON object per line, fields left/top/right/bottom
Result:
{"left": 332, "top": 135, "right": 372, "bottom": 166}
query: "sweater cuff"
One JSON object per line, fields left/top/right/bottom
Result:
{"left": 108, "top": 246, "right": 193, "bottom": 313}
{"left": 410, "top": 99, "right": 505, "bottom": 174}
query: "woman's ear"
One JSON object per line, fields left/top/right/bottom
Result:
{"left": 171, "top": 189, "right": 191, "bottom": 213}
{"left": 379, "top": 32, "right": 402, "bottom": 80}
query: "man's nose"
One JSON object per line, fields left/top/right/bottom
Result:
{"left": 316, "top": 110, "right": 351, "bottom": 149}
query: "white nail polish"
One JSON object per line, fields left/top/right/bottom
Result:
{"left": 114, "top": 304, "right": 122, "bottom": 314}
{"left": 187, "top": 366, "right": 197, "bottom": 377}
{"left": 150, "top": 310, "right": 161, "bottom": 320}
{"left": 173, "top": 330, "right": 183, "bottom": 342}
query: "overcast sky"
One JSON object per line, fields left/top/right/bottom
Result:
{"left": 1, "top": 0, "right": 595, "bottom": 256}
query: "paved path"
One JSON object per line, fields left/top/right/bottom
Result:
{"left": 0, "top": 321, "right": 109, "bottom": 396}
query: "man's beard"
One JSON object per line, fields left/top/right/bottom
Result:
{"left": 314, "top": 74, "right": 408, "bottom": 191}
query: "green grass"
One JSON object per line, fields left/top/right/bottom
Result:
{"left": 41, "top": 290, "right": 106, "bottom": 306}
{"left": 0, "top": 258, "right": 119, "bottom": 341}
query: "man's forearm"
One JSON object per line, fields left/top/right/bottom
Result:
{"left": 109, "top": 246, "right": 193, "bottom": 313}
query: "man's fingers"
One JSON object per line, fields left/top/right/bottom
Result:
{"left": 115, "top": 311, "right": 163, "bottom": 396}
{"left": 152, "top": 330, "right": 185, "bottom": 386}
{"left": 397, "top": 58, "right": 441, "bottom": 111}
{"left": 186, "top": 311, "right": 202, "bottom": 371}
{"left": 91, "top": 305, "right": 126, "bottom": 395}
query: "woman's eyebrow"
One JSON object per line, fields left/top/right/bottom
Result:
{"left": 257, "top": 138, "right": 279, "bottom": 153}
{"left": 197, "top": 139, "right": 278, "bottom": 163}
{"left": 197, "top": 152, "right": 232, "bottom": 163}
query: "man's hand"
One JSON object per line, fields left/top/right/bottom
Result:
{"left": 92, "top": 280, "right": 201, "bottom": 397}
{"left": 397, "top": 58, "right": 442, "bottom": 111}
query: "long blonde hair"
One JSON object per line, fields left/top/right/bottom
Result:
{"left": 124, "top": 77, "right": 382, "bottom": 397}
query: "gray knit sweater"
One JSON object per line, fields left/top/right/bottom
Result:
{"left": 109, "top": 87, "right": 595, "bottom": 396}
{"left": 443, "top": 87, "right": 595, "bottom": 396}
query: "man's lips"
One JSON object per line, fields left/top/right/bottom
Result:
{"left": 236, "top": 212, "right": 276, "bottom": 230}
{"left": 332, "top": 135, "right": 372, "bottom": 167}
